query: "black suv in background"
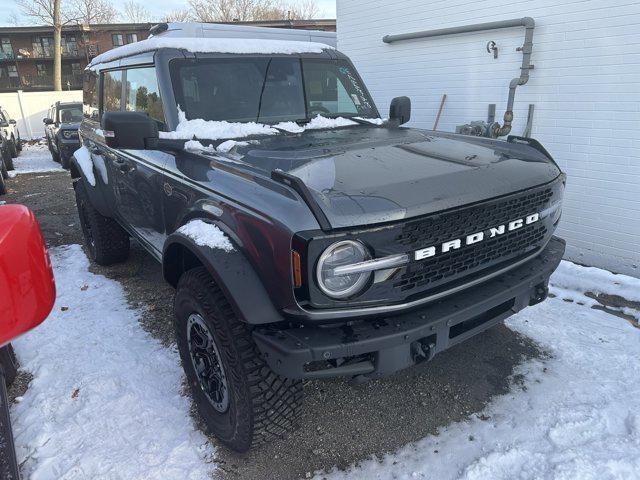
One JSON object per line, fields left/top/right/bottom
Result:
{"left": 72, "top": 25, "right": 565, "bottom": 452}
{"left": 44, "top": 101, "right": 82, "bottom": 168}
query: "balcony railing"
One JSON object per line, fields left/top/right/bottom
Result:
{"left": 0, "top": 73, "right": 83, "bottom": 91}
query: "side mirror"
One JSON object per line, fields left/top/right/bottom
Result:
{"left": 43, "top": 117, "right": 54, "bottom": 125}
{"left": 0, "top": 205, "right": 56, "bottom": 347}
{"left": 101, "top": 111, "right": 159, "bottom": 150}
{"left": 389, "top": 96, "right": 411, "bottom": 126}
{"left": 9, "top": 119, "right": 16, "bottom": 125}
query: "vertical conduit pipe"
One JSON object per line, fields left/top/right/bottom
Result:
{"left": 383, "top": 17, "right": 535, "bottom": 137}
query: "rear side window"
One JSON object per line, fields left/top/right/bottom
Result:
{"left": 83, "top": 70, "right": 98, "bottom": 119}
{"left": 102, "top": 70, "right": 122, "bottom": 113}
{"left": 124, "top": 67, "right": 165, "bottom": 126}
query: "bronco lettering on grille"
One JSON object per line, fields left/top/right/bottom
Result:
{"left": 414, "top": 213, "right": 540, "bottom": 261}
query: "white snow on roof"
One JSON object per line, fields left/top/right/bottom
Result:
{"left": 177, "top": 219, "right": 234, "bottom": 252}
{"left": 11, "top": 245, "right": 214, "bottom": 478}
{"left": 89, "top": 36, "right": 333, "bottom": 66}
{"left": 316, "top": 259, "right": 640, "bottom": 480}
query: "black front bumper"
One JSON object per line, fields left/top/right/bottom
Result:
{"left": 254, "top": 236, "right": 565, "bottom": 380}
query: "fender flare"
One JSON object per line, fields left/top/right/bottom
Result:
{"left": 163, "top": 232, "right": 283, "bottom": 325}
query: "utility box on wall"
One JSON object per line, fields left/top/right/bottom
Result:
{"left": 337, "top": 0, "right": 640, "bottom": 276}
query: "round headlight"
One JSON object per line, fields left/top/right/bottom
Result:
{"left": 316, "top": 240, "right": 370, "bottom": 299}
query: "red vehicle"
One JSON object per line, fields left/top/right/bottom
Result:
{"left": 0, "top": 205, "right": 56, "bottom": 479}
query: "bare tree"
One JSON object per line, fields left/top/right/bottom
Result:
{"left": 15, "top": 0, "right": 77, "bottom": 91}
{"left": 288, "top": 0, "right": 320, "bottom": 19}
{"left": 188, "top": 0, "right": 319, "bottom": 22}
{"left": 70, "top": 0, "right": 117, "bottom": 24}
{"left": 163, "top": 9, "right": 194, "bottom": 22}
{"left": 122, "top": 1, "right": 153, "bottom": 23}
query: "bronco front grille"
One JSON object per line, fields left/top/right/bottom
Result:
{"left": 392, "top": 185, "right": 554, "bottom": 296}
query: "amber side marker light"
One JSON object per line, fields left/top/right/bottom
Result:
{"left": 292, "top": 250, "right": 303, "bottom": 288}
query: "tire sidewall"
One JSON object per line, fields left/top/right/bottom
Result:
{"left": 74, "top": 182, "right": 98, "bottom": 260}
{"left": 174, "top": 275, "right": 253, "bottom": 449}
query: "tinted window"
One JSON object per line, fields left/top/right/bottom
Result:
{"left": 58, "top": 105, "right": 83, "bottom": 123}
{"left": 170, "top": 57, "right": 377, "bottom": 124}
{"left": 102, "top": 70, "right": 122, "bottom": 113}
{"left": 302, "top": 60, "right": 375, "bottom": 117}
{"left": 83, "top": 70, "right": 99, "bottom": 119}
{"left": 124, "top": 67, "right": 165, "bottom": 125}
{"left": 171, "top": 58, "right": 306, "bottom": 123}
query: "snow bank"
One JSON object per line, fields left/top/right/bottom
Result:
{"left": 177, "top": 219, "right": 234, "bottom": 252}
{"left": 8, "top": 143, "right": 64, "bottom": 176}
{"left": 73, "top": 145, "right": 96, "bottom": 186}
{"left": 90, "top": 36, "right": 333, "bottom": 66}
{"left": 11, "top": 245, "right": 214, "bottom": 479}
{"left": 316, "top": 260, "right": 640, "bottom": 480}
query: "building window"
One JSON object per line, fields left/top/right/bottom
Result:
{"left": 36, "top": 63, "right": 48, "bottom": 77}
{"left": 71, "top": 63, "right": 82, "bottom": 75}
{"left": 62, "top": 36, "right": 78, "bottom": 57}
{"left": 0, "top": 38, "right": 13, "bottom": 59}
{"left": 7, "top": 65, "right": 18, "bottom": 78}
{"left": 32, "top": 36, "right": 54, "bottom": 58}
{"left": 112, "top": 34, "right": 124, "bottom": 47}
{"left": 126, "top": 33, "right": 138, "bottom": 44}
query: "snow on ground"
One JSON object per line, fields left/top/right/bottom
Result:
{"left": 8, "top": 142, "right": 64, "bottom": 176}
{"left": 90, "top": 37, "right": 333, "bottom": 66}
{"left": 317, "top": 260, "right": 640, "bottom": 480}
{"left": 11, "top": 245, "right": 214, "bottom": 479}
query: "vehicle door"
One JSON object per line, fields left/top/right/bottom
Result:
{"left": 100, "top": 66, "right": 168, "bottom": 254}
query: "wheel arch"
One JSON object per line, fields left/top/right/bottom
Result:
{"left": 163, "top": 231, "right": 283, "bottom": 325}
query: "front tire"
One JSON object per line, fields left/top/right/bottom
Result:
{"left": 0, "top": 345, "right": 18, "bottom": 386}
{"left": 9, "top": 137, "right": 18, "bottom": 158}
{"left": 0, "top": 166, "right": 6, "bottom": 195}
{"left": 75, "top": 181, "right": 130, "bottom": 265}
{"left": 174, "top": 267, "right": 303, "bottom": 452}
{"left": 60, "top": 152, "right": 70, "bottom": 169}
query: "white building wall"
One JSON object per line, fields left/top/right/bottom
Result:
{"left": 337, "top": 0, "right": 640, "bottom": 276}
{"left": 0, "top": 90, "right": 82, "bottom": 140}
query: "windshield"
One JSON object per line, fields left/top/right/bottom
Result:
{"left": 58, "top": 105, "right": 83, "bottom": 123}
{"left": 169, "top": 57, "right": 378, "bottom": 124}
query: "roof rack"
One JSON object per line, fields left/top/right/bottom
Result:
{"left": 149, "top": 22, "right": 337, "bottom": 48}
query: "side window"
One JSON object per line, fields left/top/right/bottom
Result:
{"left": 83, "top": 70, "right": 99, "bottom": 120}
{"left": 102, "top": 70, "right": 123, "bottom": 113}
{"left": 124, "top": 67, "right": 165, "bottom": 126}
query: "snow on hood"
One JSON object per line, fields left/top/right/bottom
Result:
{"left": 161, "top": 108, "right": 368, "bottom": 142}
{"left": 89, "top": 36, "right": 334, "bottom": 66}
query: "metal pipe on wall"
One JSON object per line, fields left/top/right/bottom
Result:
{"left": 383, "top": 17, "right": 536, "bottom": 137}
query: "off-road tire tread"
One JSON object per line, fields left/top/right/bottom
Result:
{"left": 176, "top": 267, "right": 303, "bottom": 451}
{"left": 75, "top": 181, "right": 129, "bottom": 265}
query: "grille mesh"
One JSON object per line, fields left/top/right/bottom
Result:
{"left": 393, "top": 187, "right": 553, "bottom": 295}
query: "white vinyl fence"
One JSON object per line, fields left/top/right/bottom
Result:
{"left": 0, "top": 90, "right": 82, "bottom": 140}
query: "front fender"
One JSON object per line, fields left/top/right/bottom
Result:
{"left": 70, "top": 149, "right": 114, "bottom": 218}
{"left": 163, "top": 232, "right": 283, "bottom": 325}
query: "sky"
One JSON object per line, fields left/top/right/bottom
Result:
{"left": 0, "top": 0, "right": 336, "bottom": 26}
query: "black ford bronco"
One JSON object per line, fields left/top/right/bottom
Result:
{"left": 72, "top": 24, "right": 565, "bottom": 452}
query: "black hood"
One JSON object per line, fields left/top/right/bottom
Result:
{"left": 219, "top": 126, "right": 562, "bottom": 229}
{"left": 59, "top": 122, "right": 81, "bottom": 130}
